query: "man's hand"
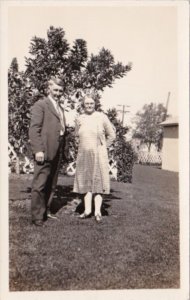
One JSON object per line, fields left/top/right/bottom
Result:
{"left": 35, "top": 152, "right": 45, "bottom": 163}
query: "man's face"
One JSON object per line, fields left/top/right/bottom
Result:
{"left": 49, "top": 82, "right": 63, "bottom": 102}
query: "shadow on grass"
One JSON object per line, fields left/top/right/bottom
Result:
{"left": 105, "top": 189, "right": 122, "bottom": 201}
{"left": 21, "top": 185, "right": 75, "bottom": 214}
{"left": 21, "top": 185, "right": 122, "bottom": 217}
{"left": 74, "top": 189, "right": 122, "bottom": 216}
{"left": 50, "top": 185, "right": 75, "bottom": 214}
{"left": 74, "top": 194, "right": 111, "bottom": 216}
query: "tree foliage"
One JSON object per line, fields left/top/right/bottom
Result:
{"left": 9, "top": 26, "right": 131, "bottom": 157}
{"left": 133, "top": 103, "right": 167, "bottom": 151}
{"left": 107, "top": 108, "right": 137, "bottom": 183}
{"left": 25, "top": 26, "right": 132, "bottom": 100}
{"left": 8, "top": 58, "right": 34, "bottom": 155}
{"left": 8, "top": 26, "right": 135, "bottom": 182}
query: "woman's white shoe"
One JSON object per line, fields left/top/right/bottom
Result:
{"left": 79, "top": 212, "right": 91, "bottom": 219}
{"left": 95, "top": 214, "right": 102, "bottom": 223}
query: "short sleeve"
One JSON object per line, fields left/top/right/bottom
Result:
{"left": 103, "top": 113, "right": 116, "bottom": 147}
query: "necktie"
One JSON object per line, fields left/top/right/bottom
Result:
{"left": 56, "top": 103, "right": 66, "bottom": 133}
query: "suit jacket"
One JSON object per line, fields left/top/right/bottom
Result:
{"left": 29, "top": 96, "right": 68, "bottom": 161}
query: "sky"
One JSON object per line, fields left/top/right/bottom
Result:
{"left": 7, "top": 2, "right": 179, "bottom": 125}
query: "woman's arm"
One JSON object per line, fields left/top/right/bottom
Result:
{"left": 74, "top": 116, "right": 80, "bottom": 137}
{"left": 103, "top": 114, "right": 116, "bottom": 147}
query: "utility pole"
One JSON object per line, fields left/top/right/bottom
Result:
{"left": 164, "top": 92, "right": 170, "bottom": 120}
{"left": 117, "top": 105, "right": 130, "bottom": 126}
{"left": 166, "top": 92, "right": 170, "bottom": 112}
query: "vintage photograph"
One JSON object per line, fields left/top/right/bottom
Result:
{"left": 0, "top": 1, "right": 189, "bottom": 300}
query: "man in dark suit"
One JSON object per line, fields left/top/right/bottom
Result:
{"left": 29, "top": 76, "right": 68, "bottom": 226}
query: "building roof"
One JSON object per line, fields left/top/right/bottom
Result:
{"left": 160, "top": 116, "right": 178, "bottom": 127}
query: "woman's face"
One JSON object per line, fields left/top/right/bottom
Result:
{"left": 83, "top": 97, "right": 95, "bottom": 114}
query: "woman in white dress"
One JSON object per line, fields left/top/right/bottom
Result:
{"left": 73, "top": 96, "right": 116, "bottom": 222}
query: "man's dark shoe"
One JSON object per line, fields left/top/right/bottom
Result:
{"left": 32, "top": 220, "right": 44, "bottom": 226}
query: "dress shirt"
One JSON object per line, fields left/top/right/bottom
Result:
{"left": 48, "top": 95, "right": 65, "bottom": 136}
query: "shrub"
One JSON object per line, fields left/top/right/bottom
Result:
{"left": 8, "top": 27, "right": 133, "bottom": 182}
{"left": 113, "top": 139, "right": 137, "bottom": 183}
{"left": 107, "top": 108, "right": 137, "bottom": 183}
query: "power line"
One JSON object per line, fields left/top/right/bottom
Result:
{"left": 117, "top": 105, "right": 130, "bottom": 126}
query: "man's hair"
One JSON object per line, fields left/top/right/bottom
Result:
{"left": 48, "top": 76, "right": 64, "bottom": 87}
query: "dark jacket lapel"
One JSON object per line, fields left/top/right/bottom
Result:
{"left": 46, "top": 96, "right": 60, "bottom": 119}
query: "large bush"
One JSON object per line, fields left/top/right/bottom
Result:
{"left": 9, "top": 27, "right": 131, "bottom": 155}
{"left": 107, "top": 108, "right": 137, "bottom": 183}
{"left": 8, "top": 26, "right": 133, "bottom": 181}
{"left": 8, "top": 60, "right": 34, "bottom": 157}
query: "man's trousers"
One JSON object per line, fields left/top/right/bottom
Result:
{"left": 31, "top": 139, "right": 63, "bottom": 221}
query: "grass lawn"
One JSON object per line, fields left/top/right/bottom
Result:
{"left": 9, "top": 164, "right": 179, "bottom": 291}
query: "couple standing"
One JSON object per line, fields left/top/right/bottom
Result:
{"left": 29, "top": 76, "right": 116, "bottom": 226}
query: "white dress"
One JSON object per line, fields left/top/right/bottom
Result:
{"left": 73, "top": 111, "right": 116, "bottom": 194}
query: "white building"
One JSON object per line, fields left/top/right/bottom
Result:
{"left": 160, "top": 116, "right": 179, "bottom": 172}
